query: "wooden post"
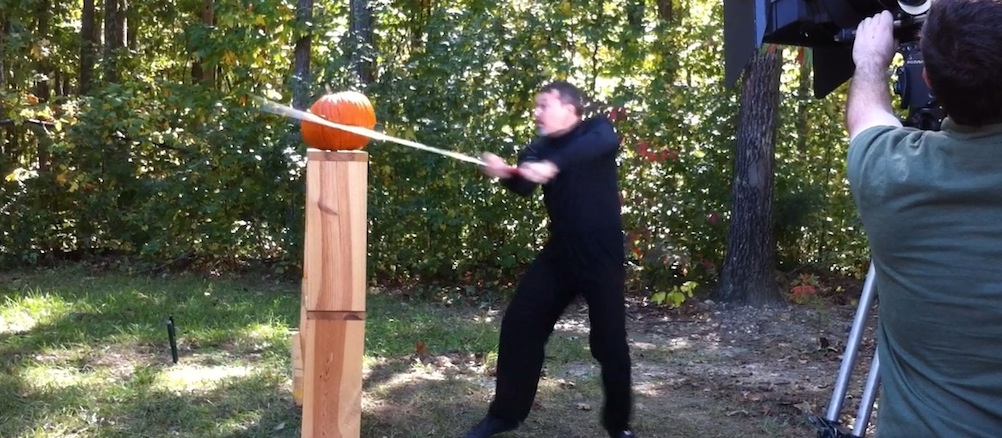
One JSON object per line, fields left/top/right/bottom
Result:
{"left": 299, "top": 149, "right": 368, "bottom": 438}
{"left": 291, "top": 331, "right": 304, "bottom": 406}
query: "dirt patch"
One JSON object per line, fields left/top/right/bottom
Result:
{"left": 539, "top": 297, "right": 880, "bottom": 437}
{"left": 360, "top": 295, "right": 881, "bottom": 437}
{"left": 623, "top": 298, "right": 878, "bottom": 436}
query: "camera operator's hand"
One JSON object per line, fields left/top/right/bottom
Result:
{"left": 845, "top": 10, "right": 902, "bottom": 141}
{"left": 852, "top": 11, "right": 896, "bottom": 71}
{"left": 845, "top": 10, "right": 901, "bottom": 140}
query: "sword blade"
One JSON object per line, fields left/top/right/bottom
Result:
{"left": 254, "top": 96, "right": 487, "bottom": 166}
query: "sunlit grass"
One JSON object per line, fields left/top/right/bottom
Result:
{"left": 1, "top": 293, "right": 73, "bottom": 335}
{"left": 0, "top": 265, "right": 519, "bottom": 437}
{"left": 0, "top": 266, "right": 306, "bottom": 437}
{"left": 363, "top": 297, "right": 500, "bottom": 357}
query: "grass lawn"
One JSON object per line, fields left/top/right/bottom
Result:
{"left": 1, "top": 265, "right": 528, "bottom": 437}
{"left": 2, "top": 264, "right": 845, "bottom": 437}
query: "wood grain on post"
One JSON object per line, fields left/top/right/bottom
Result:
{"left": 303, "top": 150, "right": 368, "bottom": 313}
{"left": 302, "top": 313, "right": 366, "bottom": 437}
{"left": 300, "top": 149, "right": 368, "bottom": 438}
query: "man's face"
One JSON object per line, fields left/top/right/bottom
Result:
{"left": 534, "top": 90, "right": 577, "bottom": 136}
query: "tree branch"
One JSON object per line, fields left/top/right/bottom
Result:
{"left": 0, "top": 118, "right": 57, "bottom": 127}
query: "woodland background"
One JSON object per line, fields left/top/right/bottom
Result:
{"left": 0, "top": 0, "right": 871, "bottom": 305}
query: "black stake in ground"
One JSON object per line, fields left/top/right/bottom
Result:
{"left": 167, "top": 316, "right": 178, "bottom": 364}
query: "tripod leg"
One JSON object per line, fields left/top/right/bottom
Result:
{"left": 825, "top": 263, "right": 878, "bottom": 421}
{"left": 852, "top": 351, "right": 881, "bottom": 437}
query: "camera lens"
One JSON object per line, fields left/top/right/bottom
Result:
{"left": 899, "top": 0, "right": 931, "bottom": 14}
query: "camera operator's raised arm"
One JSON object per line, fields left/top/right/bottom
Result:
{"left": 846, "top": 11, "right": 903, "bottom": 141}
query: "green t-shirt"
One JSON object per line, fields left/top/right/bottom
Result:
{"left": 847, "top": 119, "right": 1002, "bottom": 437}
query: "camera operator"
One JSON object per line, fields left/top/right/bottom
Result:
{"left": 847, "top": 3, "right": 1002, "bottom": 436}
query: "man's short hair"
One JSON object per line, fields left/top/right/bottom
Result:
{"left": 920, "top": 0, "right": 1002, "bottom": 126}
{"left": 540, "top": 81, "right": 585, "bottom": 116}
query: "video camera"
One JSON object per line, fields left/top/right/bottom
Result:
{"left": 724, "top": 0, "right": 945, "bottom": 130}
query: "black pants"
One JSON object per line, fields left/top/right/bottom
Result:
{"left": 488, "top": 231, "right": 632, "bottom": 434}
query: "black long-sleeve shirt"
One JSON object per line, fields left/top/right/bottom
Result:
{"left": 502, "top": 116, "right": 622, "bottom": 236}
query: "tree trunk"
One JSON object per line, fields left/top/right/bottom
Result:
{"left": 656, "top": 0, "right": 673, "bottom": 23}
{"left": 191, "top": 0, "right": 215, "bottom": 85}
{"left": 103, "top": 0, "right": 125, "bottom": 83}
{"left": 292, "top": 0, "right": 313, "bottom": 109}
{"left": 80, "top": 0, "right": 97, "bottom": 94}
{"left": 1, "top": 16, "right": 9, "bottom": 162}
{"left": 54, "top": 70, "right": 64, "bottom": 96}
{"left": 405, "top": 0, "right": 431, "bottom": 50}
{"left": 1, "top": 12, "right": 13, "bottom": 164}
{"left": 125, "top": 0, "right": 137, "bottom": 50}
{"left": 34, "top": 0, "right": 52, "bottom": 172}
{"left": 34, "top": 0, "right": 51, "bottom": 103}
{"left": 717, "top": 49, "right": 784, "bottom": 307}
{"left": 116, "top": 1, "right": 127, "bottom": 53}
{"left": 348, "top": 0, "right": 374, "bottom": 84}
{"left": 627, "top": 0, "right": 644, "bottom": 33}
{"left": 0, "top": 16, "right": 5, "bottom": 88}
{"left": 795, "top": 49, "right": 810, "bottom": 154}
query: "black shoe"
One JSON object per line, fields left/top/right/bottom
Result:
{"left": 612, "top": 430, "right": 636, "bottom": 438}
{"left": 464, "top": 416, "right": 519, "bottom": 438}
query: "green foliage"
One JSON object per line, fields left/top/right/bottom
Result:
{"left": 651, "top": 280, "right": 699, "bottom": 308}
{"left": 1, "top": 0, "right": 872, "bottom": 295}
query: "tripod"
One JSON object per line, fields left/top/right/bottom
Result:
{"left": 809, "top": 39, "right": 944, "bottom": 438}
{"left": 808, "top": 264, "right": 880, "bottom": 438}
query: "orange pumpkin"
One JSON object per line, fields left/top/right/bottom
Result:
{"left": 300, "top": 91, "right": 377, "bottom": 150}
